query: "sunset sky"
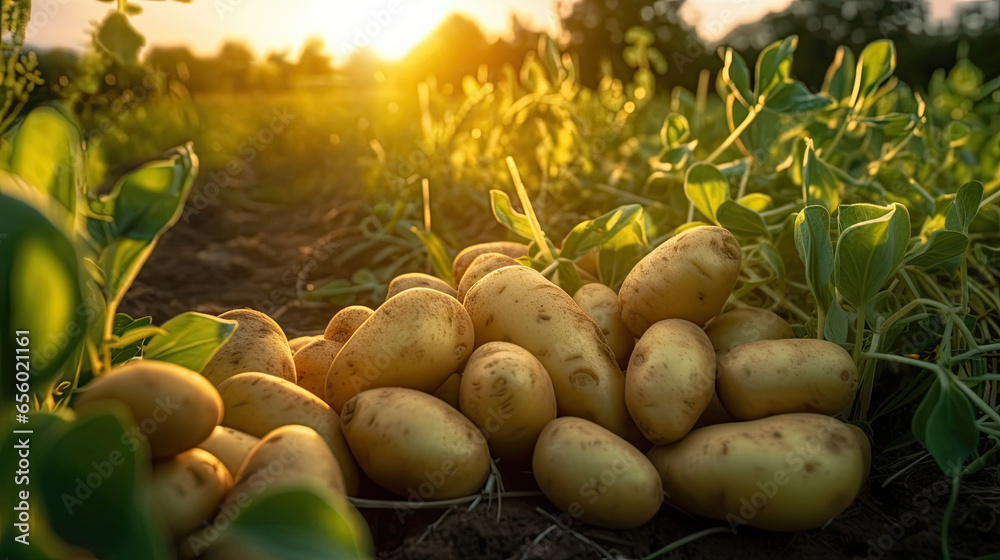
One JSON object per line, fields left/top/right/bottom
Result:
{"left": 25, "top": 0, "right": 966, "bottom": 61}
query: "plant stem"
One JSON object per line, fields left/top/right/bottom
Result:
{"left": 706, "top": 104, "right": 760, "bottom": 164}
{"left": 816, "top": 304, "right": 826, "bottom": 340}
{"left": 940, "top": 473, "right": 961, "bottom": 560}
{"left": 642, "top": 527, "right": 732, "bottom": 560}
{"left": 506, "top": 157, "right": 554, "bottom": 262}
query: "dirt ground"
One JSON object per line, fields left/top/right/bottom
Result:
{"left": 120, "top": 183, "right": 1000, "bottom": 560}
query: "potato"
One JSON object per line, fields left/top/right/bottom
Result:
{"left": 433, "top": 373, "right": 462, "bottom": 409}
{"left": 288, "top": 335, "right": 320, "bottom": 353}
{"left": 532, "top": 417, "right": 662, "bottom": 529}
{"left": 647, "top": 413, "right": 868, "bottom": 531}
{"left": 225, "top": 425, "right": 347, "bottom": 509}
{"left": 464, "top": 266, "right": 637, "bottom": 441}
{"left": 293, "top": 339, "right": 343, "bottom": 399}
{"left": 452, "top": 241, "right": 529, "bottom": 284}
{"left": 340, "top": 388, "right": 490, "bottom": 499}
{"left": 619, "top": 226, "right": 742, "bottom": 335}
{"left": 201, "top": 309, "right": 296, "bottom": 385}
{"left": 149, "top": 448, "right": 232, "bottom": 536}
{"left": 325, "top": 288, "right": 474, "bottom": 412}
{"left": 456, "top": 253, "right": 521, "bottom": 302}
{"left": 459, "top": 342, "right": 557, "bottom": 462}
{"left": 74, "top": 360, "right": 222, "bottom": 458}
{"left": 197, "top": 426, "right": 259, "bottom": 477}
{"left": 626, "top": 319, "right": 716, "bottom": 444}
{"left": 386, "top": 272, "right": 458, "bottom": 300}
{"left": 216, "top": 373, "right": 359, "bottom": 495}
{"left": 716, "top": 339, "right": 858, "bottom": 420}
{"left": 705, "top": 307, "right": 794, "bottom": 354}
{"left": 573, "top": 283, "right": 635, "bottom": 369}
{"left": 323, "top": 306, "right": 373, "bottom": 343}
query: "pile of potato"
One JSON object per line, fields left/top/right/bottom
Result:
{"left": 76, "top": 225, "right": 871, "bottom": 555}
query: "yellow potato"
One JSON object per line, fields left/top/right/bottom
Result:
{"left": 716, "top": 339, "right": 858, "bottom": 420}
{"left": 386, "top": 272, "right": 458, "bottom": 300}
{"left": 74, "top": 360, "right": 222, "bottom": 458}
{"left": 288, "top": 335, "right": 320, "bottom": 353}
{"left": 459, "top": 342, "right": 557, "bottom": 463}
{"left": 647, "top": 413, "right": 868, "bottom": 531}
{"left": 456, "top": 253, "right": 521, "bottom": 302}
{"left": 201, "top": 309, "right": 296, "bottom": 385}
{"left": 532, "top": 417, "right": 662, "bottom": 529}
{"left": 619, "top": 226, "right": 742, "bottom": 335}
{"left": 325, "top": 288, "right": 474, "bottom": 412}
{"left": 197, "top": 426, "right": 259, "bottom": 477}
{"left": 573, "top": 283, "right": 635, "bottom": 369}
{"left": 626, "top": 319, "right": 716, "bottom": 444}
{"left": 433, "top": 373, "right": 462, "bottom": 409}
{"left": 452, "top": 241, "right": 529, "bottom": 284}
{"left": 293, "top": 339, "right": 343, "bottom": 399}
{"left": 704, "top": 307, "right": 794, "bottom": 354}
{"left": 323, "top": 306, "right": 374, "bottom": 343}
{"left": 149, "top": 448, "right": 232, "bottom": 536}
{"left": 464, "top": 266, "right": 638, "bottom": 442}
{"left": 340, "top": 388, "right": 490, "bottom": 499}
{"left": 216, "top": 373, "right": 359, "bottom": 495}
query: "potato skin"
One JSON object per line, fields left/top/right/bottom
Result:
{"left": 149, "top": 448, "right": 232, "bottom": 536}
{"left": 197, "top": 426, "right": 259, "bottom": 477}
{"left": 464, "top": 266, "right": 638, "bottom": 442}
{"left": 452, "top": 241, "right": 529, "bottom": 284}
{"left": 74, "top": 360, "right": 222, "bottom": 458}
{"left": 459, "top": 342, "right": 557, "bottom": 463}
{"left": 293, "top": 339, "right": 343, "bottom": 399}
{"left": 323, "top": 306, "right": 373, "bottom": 343}
{"left": 619, "top": 226, "right": 742, "bottom": 335}
{"left": 705, "top": 307, "right": 794, "bottom": 354}
{"left": 647, "top": 413, "right": 868, "bottom": 531}
{"left": 716, "top": 339, "right": 858, "bottom": 420}
{"left": 201, "top": 309, "right": 296, "bottom": 385}
{"left": 626, "top": 319, "right": 716, "bottom": 444}
{"left": 325, "top": 288, "right": 474, "bottom": 412}
{"left": 456, "top": 253, "right": 521, "bottom": 302}
{"left": 573, "top": 283, "right": 635, "bottom": 369}
{"left": 340, "top": 388, "right": 490, "bottom": 499}
{"left": 532, "top": 417, "right": 662, "bottom": 529}
{"left": 216, "top": 372, "right": 359, "bottom": 495}
{"left": 386, "top": 272, "right": 458, "bottom": 300}
{"left": 433, "top": 373, "right": 462, "bottom": 409}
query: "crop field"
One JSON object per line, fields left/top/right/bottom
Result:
{"left": 2, "top": 1, "right": 1000, "bottom": 559}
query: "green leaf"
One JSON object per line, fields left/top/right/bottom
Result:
{"left": 550, "top": 260, "right": 586, "bottom": 296}
{"left": 205, "top": 485, "right": 372, "bottom": 560}
{"left": 834, "top": 203, "right": 910, "bottom": 313}
{"left": 109, "top": 314, "right": 153, "bottom": 365}
{"left": 794, "top": 206, "right": 835, "bottom": 313}
{"left": 921, "top": 384, "right": 979, "bottom": 476}
{"left": 765, "top": 81, "right": 832, "bottom": 113}
{"left": 660, "top": 113, "right": 690, "bottom": 147}
{"left": 684, "top": 163, "right": 729, "bottom": 225}
{"left": 802, "top": 139, "right": 840, "bottom": 211}
{"left": 755, "top": 35, "right": 797, "bottom": 100}
{"left": 410, "top": 227, "right": 455, "bottom": 286}
{"left": 143, "top": 312, "right": 237, "bottom": 373}
{"left": 821, "top": 45, "right": 855, "bottom": 102}
{"left": 851, "top": 40, "right": 896, "bottom": 109}
{"left": 943, "top": 121, "right": 970, "bottom": 148}
{"left": 737, "top": 193, "right": 772, "bottom": 212}
{"left": 597, "top": 219, "right": 648, "bottom": 291}
{"left": 824, "top": 297, "right": 852, "bottom": 344}
{"left": 560, "top": 204, "right": 643, "bottom": 261}
{"left": 716, "top": 200, "right": 768, "bottom": 236}
{"left": 37, "top": 407, "right": 169, "bottom": 559}
{"left": 945, "top": 181, "right": 984, "bottom": 233}
{"left": 857, "top": 113, "right": 916, "bottom": 137}
{"left": 105, "top": 145, "right": 199, "bottom": 241}
{"left": 489, "top": 189, "right": 535, "bottom": 240}
{"left": 7, "top": 105, "right": 84, "bottom": 215}
{"left": 98, "top": 237, "right": 156, "bottom": 308}
{"left": 912, "top": 381, "right": 940, "bottom": 445}
{"left": 904, "top": 230, "right": 969, "bottom": 271}
{"left": 721, "top": 47, "right": 753, "bottom": 105}
{"left": 0, "top": 191, "right": 85, "bottom": 400}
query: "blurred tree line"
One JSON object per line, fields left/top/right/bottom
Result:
{"left": 27, "top": 0, "right": 1000, "bottom": 99}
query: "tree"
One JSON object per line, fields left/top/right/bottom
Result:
{"left": 216, "top": 41, "right": 255, "bottom": 91}
{"left": 398, "top": 14, "right": 489, "bottom": 86}
{"left": 296, "top": 37, "right": 333, "bottom": 78}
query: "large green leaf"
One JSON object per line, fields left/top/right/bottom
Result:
{"left": 684, "top": 163, "right": 729, "bottom": 225}
{"left": 560, "top": 204, "right": 643, "bottom": 261}
{"left": 37, "top": 407, "right": 169, "bottom": 560}
{"left": 716, "top": 200, "right": 768, "bottom": 236}
{"left": 109, "top": 314, "right": 153, "bottom": 365}
{"left": 851, "top": 40, "right": 896, "bottom": 109}
{"left": 944, "top": 181, "right": 984, "bottom": 234}
{"left": 720, "top": 47, "right": 753, "bottom": 105}
{"left": 794, "top": 206, "right": 835, "bottom": 312}
{"left": 489, "top": 189, "right": 535, "bottom": 240}
{"left": 755, "top": 35, "right": 797, "bottom": 100}
{"left": 914, "top": 384, "right": 979, "bottom": 477}
{"left": 765, "top": 81, "right": 832, "bottom": 113}
{"left": 6, "top": 105, "right": 84, "bottom": 215}
{"left": 0, "top": 190, "right": 86, "bottom": 401}
{"left": 834, "top": 203, "right": 910, "bottom": 313}
{"left": 822, "top": 46, "right": 855, "bottom": 103}
{"left": 597, "top": 219, "right": 648, "bottom": 291}
{"left": 904, "top": 230, "right": 969, "bottom": 272}
{"left": 802, "top": 140, "right": 840, "bottom": 211}
{"left": 143, "top": 313, "right": 237, "bottom": 373}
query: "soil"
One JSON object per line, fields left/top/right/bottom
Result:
{"left": 121, "top": 182, "right": 1000, "bottom": 560}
